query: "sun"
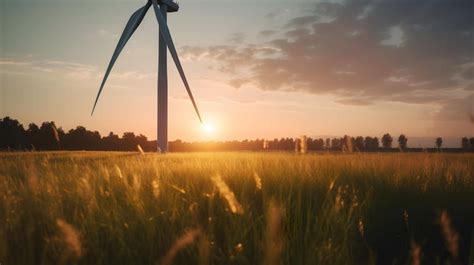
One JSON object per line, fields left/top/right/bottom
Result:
{"left": 202, "top": 123, "right": 215, "bottom": 134}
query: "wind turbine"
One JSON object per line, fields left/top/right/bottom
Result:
{"left": 91, "top": 0, "right": 202, "bottom": 153}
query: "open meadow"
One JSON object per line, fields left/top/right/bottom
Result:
{"left": 1, "top": 152, "right": 473, "bottom": 265}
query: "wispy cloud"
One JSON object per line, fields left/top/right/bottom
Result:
{"left": 0, "top": 58, "right": 155, "bottom": 82}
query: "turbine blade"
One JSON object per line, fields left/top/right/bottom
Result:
{"left": 151, "top": 0, "right": 203, "bottom": 123}
{"left": 91, "top": 2, "right": 151, "bottom": 115}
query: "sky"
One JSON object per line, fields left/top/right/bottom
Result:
{"left": 1, "top": 0, "right": 473, "bottom": 146}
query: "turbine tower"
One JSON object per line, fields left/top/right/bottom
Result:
{"left": 91, "top": 0, "right": 202, "bottom": 153}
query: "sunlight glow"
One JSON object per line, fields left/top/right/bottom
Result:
{"left": 202, "top": 123, "right": 215, "bottom": 134}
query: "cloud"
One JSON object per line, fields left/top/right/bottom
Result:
{"left": 259, "top": 30, "right": 276, "bottom": 37}
{"left": 431, "top": 93, "right": 474, "bottom": 135}
{"left": 228, "top": 32, "right": 246, "bottom": 44}
{"left": 182, "top": 0, "right": 474, "bottom": 107}
{"left": 0, "top": 59, "right": 154, "bottom": 82}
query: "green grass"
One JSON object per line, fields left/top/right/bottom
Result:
{"left": 0, "top": 152, "right": 473, "bottom": 265}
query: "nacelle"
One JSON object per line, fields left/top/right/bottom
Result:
{"left": 157, "top": 0, "right": 179, "bottom": 12}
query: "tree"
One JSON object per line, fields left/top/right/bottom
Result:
{"left": 25, "top": 123, "right": 41, "bottom": 150}
{"left": 354, "top": 136, "right": 365, "bottom": 151}
{"left": 37, "top": 122, "right": 60, "bottom": 150}
{"left": 0, "top": 117, "right": 25, "bottom": 150}
{"left": 316, "top": 138, "right": 324, "bottom": 150}
{"left": 325, "top": 138, "right": 331, "bottom": 149}
{"left": 382, "top": 133, "right": 393, "bottom": 149}
{"left": 103, "top": 132, "right": 120, "bottom": 151}
{"left": 342, "top": 135, "right": 353, "bottom": 152}
{"left": 436, "top": 137, "right": 443, "bottom": 149}
{"left": 63, "top": 126, "right": 101, "bottom": 150}
{"left": 331, "top": 138, "right": 341, "bottom": 150}
{"left": 470, "top": 137, "right": 474, "bottom": 149}
{"left": 462, "top": 137, "right": 469, "bottom": 149}
{"left": 398, "top": 134, "right": 408, "bottom": 150}
{"left": 364, "top": 136, "right": 373, "bottom": 150}
{"left": 373, "top": 137, "right": 380, "bottom": 149}
{"left": 364, "top": 136, "right": 379, "bottom": 151}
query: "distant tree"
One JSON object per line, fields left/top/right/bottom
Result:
{"left": 316, "top": 138, "right": 324, "bottom": 150}
{"left": 122, "top": 132, "right": 137, "bottom": 151}
{"left": 63, "top": 126, "right": 101, "bottom": 150}
{"left": 0, "top": 117, "right": 25, "bottom": 150}
{"left": 37, "top": 122, "right": 60, "bottom": 150}
{"left": 462, "top": 137, "right": 469, "bottom": 149}
{"left": 342, "top": 135, "right": 353, "bottom": 152}
{"left": 24, "top": 123, "right": 40, "bottom": 150}
{"left": 470, "top": 137, "right": 474, "bottom": 149}
{"left": 103, "top": 132, "right": 120, "bottom": 151}
{"left": 436, "top": 137, "right": 443, "bottom": 149}
{"left": 382, "top": 133, "right": 393, "bottom": 149}
{"left": 398, "top": 134, "right": 408, "bottom": 150}
{"left": 136, "top": 134, "right": 148, "bottom": 150}
{"left": 364, "top": 136, "right": 380, "bottom": 151}
{"left": 364, "top": 136, "right": 373, "bottom": 150}
{"left": 308, "top": 137, "right": 325, "bottom": 151}
{"left": 325, "top": 138, "right": 331, "bottom": 149}
{"left": 269, "top": 138, "right": 279, "bottom": 150}
{"left": 354, "top": 136, "right": 365, "bottom": 151}
{"left": 372, "top": 137, "right": 380, "bottom": 150}
{"left": 331, "top": 138, "right": 342, "bottom": 150}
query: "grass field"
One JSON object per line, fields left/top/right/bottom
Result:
{"left": 0, "top": 152, "right": 473, "bottom": 265}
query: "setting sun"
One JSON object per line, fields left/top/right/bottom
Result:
{"left": 202, "top": 123, "right": 215, "bottom": 134}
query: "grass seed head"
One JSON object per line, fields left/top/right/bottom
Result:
{"left": 358, "top": 218, "right": 365, "bottom": 237}
{"left": 410, "top": 240, "right": 421, "bottom": 265}
{"left": 439, "top": 210, "right": 459, "bottom": 258}
{"left": 254, "top": 172, "right": 262, "bottom": 190}
{"left": 170, "top": 184, "right": 186, "bottom": 194}
{"left": 56, "top": 219, "right": 82, "bottom": 258}
{"left": 211, "top": 174, "right": 243, "bottom": 214}
{"left": 152, "top": 179, "right": 160, "bottom": 198}
{"left": 160, "top": 229, "right": 201, "bottom": 265}
{"left": 137, "top": 144, "right": 145, "bottom": 155}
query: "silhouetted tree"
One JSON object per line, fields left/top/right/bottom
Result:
{"left": 382, "top": 133, "right": 393, "bottom": 149}
{"left": 436, "top": 137, "right": 443, "bottom": 149}
{"left": 0, "top": 117, "right": 25, "bottom": 150}
{"left": 398, "top": 134, "right": 408, "bottom": 150}
{"left": 103, "top": 132, "right": 120, "bottom": 151}
{"left": 37, "top": 122, "right": 60, "bottom": 150}
{"left": 331, "top": 138, "right": 341, "bottom": 150}
{"left": 364, "top": 136, "right": 379, "bottom": 151}
{"left": 373, "top": 137, "right": 380, "bottom": 150}
{"left": 325, "top": 138, "right": 331, "bottom": 149}
{"left": 63, "top": 126, "right": 101, "bottom": 150}
{"left": 316, "top": 138, "right": 324, "bottom": 150}
{"left": 342, "top": 135, "right": 353, "bottom": 152}
{"left": 354, "top": 136, "right": 365, "bottom": 151}
{"left": 462, "top": 137, "right": 469, "bottom": 149}
{"left": 364, "top": 137, "right": 373, "bottom": 150}
{"left": 3, "top": 116, "right": 474, "bottom": 153}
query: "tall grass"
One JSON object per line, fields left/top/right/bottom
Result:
{"left": 0, "top": 152, "right": 473, "bottom": 265}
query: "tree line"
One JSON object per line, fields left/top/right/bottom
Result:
{"left": 1, "top": 116, "right": 474, "bottom": 152}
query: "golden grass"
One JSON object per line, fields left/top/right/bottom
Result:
{"left": 0, "top": 152, "right": 473, "bottom": 265}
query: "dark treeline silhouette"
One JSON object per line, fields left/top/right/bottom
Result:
{"left": 1, "top": 117, "right": 474, "bottom": 152}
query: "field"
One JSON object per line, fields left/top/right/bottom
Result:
{"left": 1, "top": 152, "right": 473, "bottom": 265}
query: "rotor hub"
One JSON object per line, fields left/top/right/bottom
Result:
{"left": 156, "top": 0, "right": 179, "bottom": 12}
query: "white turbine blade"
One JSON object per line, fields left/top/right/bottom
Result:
{"left": 151, "top": 0, "right": 203, "bottom": 123}
{"left": 91, "top": 2, "right": 151, "bottom": 115}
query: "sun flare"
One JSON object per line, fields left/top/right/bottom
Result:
{"left": 202, "top": 123, "right": 215, "bottom": 134}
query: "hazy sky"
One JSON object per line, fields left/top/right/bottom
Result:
{"left": 1, "top": 0, "right": 473, "bottom": 144}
